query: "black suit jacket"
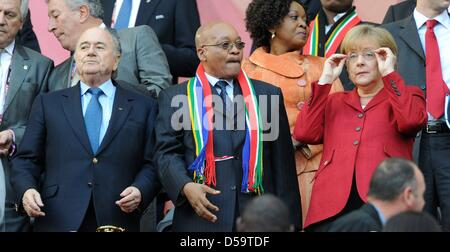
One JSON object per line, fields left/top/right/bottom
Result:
{"left": 328, "top": 204, "right": 383, "bottom": 232}
{"left": 101, "top": 0, "right": 200, "bottom": 83}
{"left": 17, "top": 11, "right": 40, "bottom": 53}
{"left": 382, "top": 0, "right": 416, "bottom": 24}
{"left": 11, "top": 82, "right": 160, "bottom": 232}
{"left": 155, "top": 79, "right": 301, "bottom": 231}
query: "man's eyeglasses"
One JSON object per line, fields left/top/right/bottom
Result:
{"left": 347, "top": 50, "right": 376, "bottom": 63}
{"left": 202, "top": 41, "right": 246, "bottom": 51}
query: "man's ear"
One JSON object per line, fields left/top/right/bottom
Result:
{"left": 197, "top": 48, "right": 207, "bottom": 62}
{"left": 403, "top": 186, "right": 414, "bottom": 207}
{"left": 79, "top": 4, "right": 90, "bottom": 23}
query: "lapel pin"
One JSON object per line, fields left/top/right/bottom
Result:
{"left": 23, "top": 65, "right": 28, "bottom": 70}
{"left": 146, "top": 0, "right": 151, "bottom": 3}
{"left": 118, "top": 107, "right": 124, "bottom": 111}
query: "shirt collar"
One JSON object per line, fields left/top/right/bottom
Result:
{"left": 204, "top": 72, "right": 234, "bottom": 88}
{"left": 414, "top": 8, "right": 450, "bottom": 30}
{"left": 99, "top": 23, "right": 107, "bottom": 29}
{"left": 80, "top": 79, "right": 115, "bottom": 98}
{"left": 334, "top": 12, "right": 347, "bottom": 23}
{"left": 371, "top": 203, "right": 387, "bottom": 225}
{"left": 2, "top": 40, "right": 15, "bottom": 55}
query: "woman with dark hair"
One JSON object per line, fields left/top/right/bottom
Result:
{"left": 242, "top": 0, "right": 343, "bottom": 229}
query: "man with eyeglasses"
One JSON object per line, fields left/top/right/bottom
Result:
{"left": 155, "top": 21, "right": 301, "bottom": 232}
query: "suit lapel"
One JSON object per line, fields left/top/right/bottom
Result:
{"left": 135, "top": 0, "right": 161, "bottom": 26}
{"left": 4, "top": 46, "right": 28, "bottom": 113}
{"left": 97, "top": 85, "right": 132, "bottom": 154}
{"left": 399, "top": 16, "right": 425, "bottom": 62}
{"left": 61, "top": 84, "right": 92, "bottom": 154}
{"left": 363, "top": 88, "right": 386, "bottom": 111}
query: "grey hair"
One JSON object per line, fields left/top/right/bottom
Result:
{"left": 19, "top": 0, "right": 29, "bottom": 21}
{"left": 104, "top": 28, "right": 122, "bottom": 79}
{"left": 45, "top": 0, "right": 104, "bottom": 19}
{"left": 368, "top": 158, "right": 419, "bottom": 201}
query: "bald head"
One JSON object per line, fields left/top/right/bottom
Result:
{"left": 195, "top": 22, "right": 238, "bottom": 49}
{"left": 195, "top": 21, "right": 244, "bottom": 79}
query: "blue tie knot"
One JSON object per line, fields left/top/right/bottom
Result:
{"left": 88, "top": 87, "right": 103, "bottom": 97}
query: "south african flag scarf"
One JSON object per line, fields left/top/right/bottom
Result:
{"left": 187, "top": 64, "right": 264, "bottom": 194}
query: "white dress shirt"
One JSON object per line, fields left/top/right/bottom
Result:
{"left": 325, "top": 12, "right": 347, "bottom": 34}
{"left": 112, "top": 0, "right": 141, "bottom": 28}
{"left": 414, "top": 9, "right": 450, "bottom": 87}
{"left": 205, "top": 72, "right": 234, "bottom": 102}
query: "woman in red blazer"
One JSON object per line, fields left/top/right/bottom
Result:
{"left": 294, "top": 25, "right": 427, "bottom": 231}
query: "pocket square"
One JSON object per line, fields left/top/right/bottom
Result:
{"left": 155, "top": 15, "right": 165, "bottom": 20}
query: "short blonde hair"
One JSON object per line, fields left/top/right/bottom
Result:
{"left": 340, "top": 24, "right": 398, "bottom": 56}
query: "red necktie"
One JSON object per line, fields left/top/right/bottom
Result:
{"left": 425, "top": 19, "right": 448, "bottom": 119}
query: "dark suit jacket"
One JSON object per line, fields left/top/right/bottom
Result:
{"left": 17, "top": 11, "right": 40, "bottom": 53}
{"left": 1, "top": 44, "right": 52, "bottom": 231}
{"left": 155, "top": 78, "right": 301, "bottom": 231}
{"left": 328, "top": 204, "right": 383, "bottom": 232}
{"left": 101, "top": 0, "right": 200, "bottom": 83}
{"left": 11, "top": 82, "right": 160, "bottom": 232}
{"left": 382, "top": 0, "right": 416, "bottom": 24}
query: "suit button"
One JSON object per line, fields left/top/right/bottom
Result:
{"left": 355, "top": 126, "right": 362, "bottom": 132}
{"left": 353, "top": 140, "right": 359, "bottom": 146}
{"left": 230, "top": 186, "right": 237, "bottom": 191}
{"left": 297, "top": 80, "right": 307, "bottom": 87}
{"left": 357, "top": 113, "right": 364, "bottom": 119}
{"left": 87, "top": 182, "right": 93, "bottom": 188}
{"left": 92, "top": 158, "right": 98, "bottom": 164}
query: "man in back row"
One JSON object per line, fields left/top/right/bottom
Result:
{"left": 46, "top": 0, "right": 172, "bottom": 97}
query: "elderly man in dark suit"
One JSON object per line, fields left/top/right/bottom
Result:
{"left": 100, "top": 0, "right": 200, "bottom": 84}
{"left": 329, "top": 158, "right": 425, "bottom": 232}
{"left": 0, "top": 0, "right": 53, "bottom": 232}
{"left": 155, "top": 21, "right": 301, "bottom": 232}
{"left": 383, "top": 0, "right": 450, "bottom": 231}
{"left": 46, "top": 0, "right": 171, "bottom": 97}
{"left": 11, "top": 27, "right": 160, "bottom": 232}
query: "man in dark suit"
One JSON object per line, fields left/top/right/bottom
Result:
{"left": 155, "top": 21, "right": 301, "bottom": 232}
{"left": 329, "top": 158, "right": 425, "bottom": 232}
{"left": 11, "top": 27, "right": 160, "bottom": 232}
{"left": 382, "top": 0, "right": 450, "bottom": 231}
{"left": 382, "top": 0, "right": 416, "bottom": 24}
{"left": 101, "top": 0, "right": 200, "bottom": 84}
{"left": 0, "top": 0, "right": 53, "bottom": 232}
{"left": 47, "top": 0, "right": 171, "bottom": 97}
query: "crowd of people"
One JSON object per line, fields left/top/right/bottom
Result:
{"left": 0, "top": 0, "right": 449, "bottom": 232}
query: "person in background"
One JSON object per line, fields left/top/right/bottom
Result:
{"left": 0, "top": 0, "right": 53, "bottom": 232}
{"left": 46, "top": 0, "right": 171, "bottom": 98}
{"left": 329, "top": 158, "right": 426, "bottom": 232}
{"left": 243, "top": 0, "right": 343, "bottom": 228}
{"left": 101, "top": 0, "right": 200, "bottom": 84}
{"left": 382, "top": 0, "right": 416, "bottom": 24}
{"left": 294, "top": 24, "right": 427, "bottom": 231}
{"left": 383, "top": 211, "right": 441, "bottom": 232}
{"left": 382, "top": 0, "right": 450, "bottom": 231}
{"left": 236, "top": 194, "right": 294, "bottom": 232}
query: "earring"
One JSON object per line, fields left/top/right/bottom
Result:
{"left": 271, "top": 32, "right": 276, "bottom": 39}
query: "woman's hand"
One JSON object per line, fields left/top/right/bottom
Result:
{"left": 318, "top": 54, "right": 347, "bottom": 85}
{"left": 374, "top": 47, "right": 396, "bottom": 77}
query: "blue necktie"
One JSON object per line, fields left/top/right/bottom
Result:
{"left": 216, "top": 80, "right": 230, "bottom": 110}
{"left": 115, "top": 0, "right": 132, "bottom": 30}
{"left": 84, "top": 88, "right": 103, "bottom": 153}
